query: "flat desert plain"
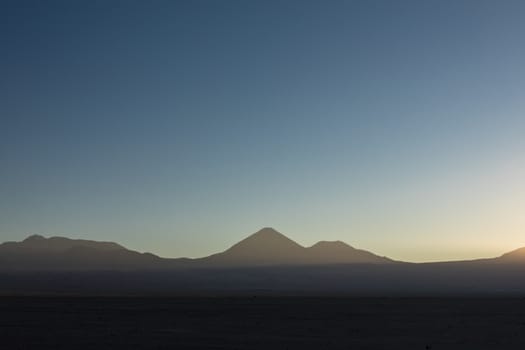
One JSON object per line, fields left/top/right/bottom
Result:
{"left": 2, "top": 297, "right": 525, "bottom": 349}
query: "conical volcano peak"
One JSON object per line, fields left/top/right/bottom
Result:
{"left": 258, "top": 227, "right": 278, "bottom": 233}
{"left": 249, "top": 227, "right": 290, "bottom": 240}
{"left": 232, "top": 227, "right": 303, "bottom": 249}
{"left": 210, "top": 228, "right": 306, "bottom": 265}
{"left": 255, "top": 227, "right": 281, "bottom": 235}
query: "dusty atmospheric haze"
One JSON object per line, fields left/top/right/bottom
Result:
{"left": 2, "top": 1, "right": 525, "bottom": 349}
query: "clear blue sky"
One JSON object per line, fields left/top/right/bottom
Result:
{"left": 2, "top": 0, "right": 524, "bottom": 261}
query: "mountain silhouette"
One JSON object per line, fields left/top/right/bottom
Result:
{"left": 306, "top": 240, "right": 393, "bottom": 264}
{"left": 199, "top": 228, "right": 308, "bottom": 266}
{"left": 198, "top": 228, "right": 392, "bottom": 266}
{"left": 2, "top": 229, "right": 525, "bottom": 295}
{"left": 0, "top": 228, "right": 523, "bottom": 271}
{"left": 0, "top": 235, "right": 162, "bottom": 270}
{"left": 498, "top": 247, "right": 525, "bottom": 262}
{"left": 0, "top": 228, "right": 393, "bottom": 269}
{"left": 7, "top": 234, "right": 125, "bottom": 252}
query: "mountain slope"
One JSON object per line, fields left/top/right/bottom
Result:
{"left": 0, "top": 235, "right": 162, "bottom": 270}
{"left": 0, "top": 234, "right": 125, "bottom": 252}
{"left": 194, "top": 227, "right": 392, "bottom": 267}
{"left": 497, "top": 247, "right": 525, "bottom": 262}
{"left": 306, "top": 241, "right": 393, "bottom": 264}
{"left": 198, "top": 227, "right": 307, "bottom": 266}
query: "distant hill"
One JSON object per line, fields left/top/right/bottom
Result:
{"left": 197, "top": 227, "right": 393, "bottom": 266}
{"left": 1, "top": 234, "right": 125, "bottom": 252}
{"left": 498, "top": 247, "right": 525, "bottom": 262}
{"left": 0, "top": 235, "right": 162, "bottom": 270}
{"left": 306, "top": 240, "right": 393, "bottom": 264}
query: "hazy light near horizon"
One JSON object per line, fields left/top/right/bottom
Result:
{"left": 1, "top": 0, "right": 524, "bottom": 262}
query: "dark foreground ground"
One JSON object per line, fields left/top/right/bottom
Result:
{"left": 2, "top": 297, "right": 525, "bottom": 349}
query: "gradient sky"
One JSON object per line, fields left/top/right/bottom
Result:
{"left": 1, "top": 0, "right": 524, "bottom": 262}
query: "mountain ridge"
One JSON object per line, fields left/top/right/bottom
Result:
{"left": 0, "top": 228, "right": 523, "bottom": 270}
{"left": 0, "top": 234, "right": 162, "bottom": 270}
{"left": 191, "top": 227, "right": 393, "bottom": 266}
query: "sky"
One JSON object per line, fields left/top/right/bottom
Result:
{"left": 1, "top": 0, "right": 524, "bottom": 262}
